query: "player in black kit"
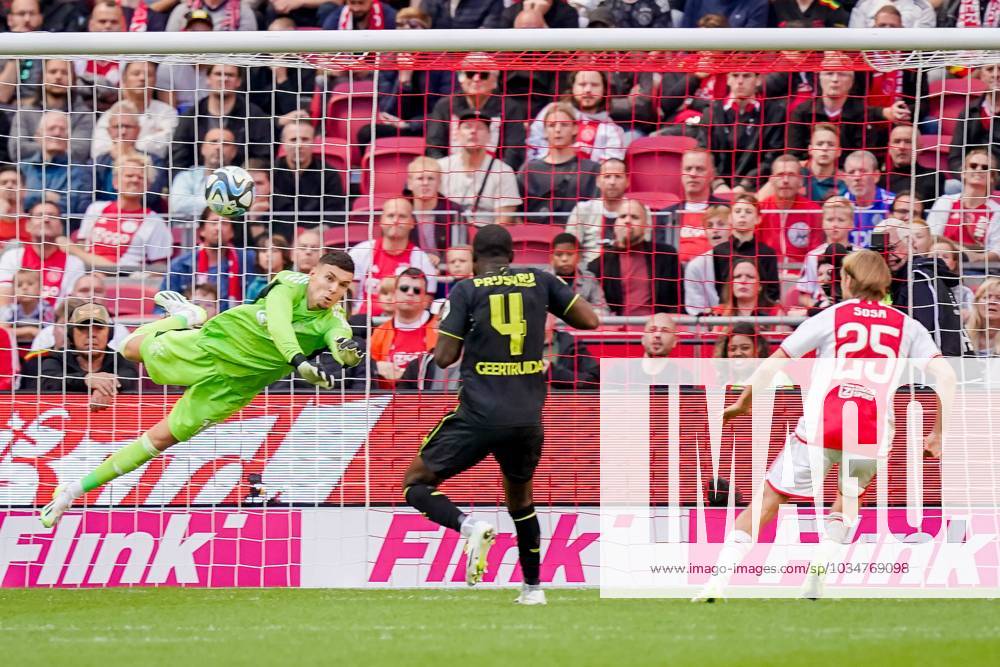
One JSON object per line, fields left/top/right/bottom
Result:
{"left": 402, "top": 225, "right": 599, "bottom": 605}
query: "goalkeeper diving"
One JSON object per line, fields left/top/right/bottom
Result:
{"left": 40, "top": 251, "right": 365, "bottom": 528}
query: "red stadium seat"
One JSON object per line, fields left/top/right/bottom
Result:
{"left": 324, "top": 223, "right": 375, "bottom": 249}
{"left": 627, "top": 191, "right": 681, "bottom": 210}
{"left": 349, "top": 194, "right": 391, "bottom": 224}
{"left": 926, "top": 77, "right": 986, "bottom": 135}
{"left": 106, "top": 282, "right": 158, "bottom": 317}
{"left": 626, "top": 135, "right": 698, "bottom": 196}
{"left": 509, "top": 224, "right": 563, "bottom": 264}
{"left": 361, "top": 137, "right": 426, "bottom": 195}
{"left": 917, "top": 133, "right": 951, "bottom": 171}
{"left": 321, "top": 92, "right": 376, "bottom": 166}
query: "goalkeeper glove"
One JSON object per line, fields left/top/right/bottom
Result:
{"left": 291, "top": 353, "right": 332, "bottom": 389}
{"left": 335, "top": 337, "right": 365, "bottom": 368}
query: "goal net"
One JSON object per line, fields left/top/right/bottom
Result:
{"left": 0, "top": 29, "right": 997, "bottom": 591}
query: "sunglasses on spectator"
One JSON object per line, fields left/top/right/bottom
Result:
{"left": 968, "top": 162, "right": 992, "bottom": 170}
{"left": 464, "top": 71, "right": 491, "bottom": 80}
{"left": 399, "top": 285, "right": 424, "bottom": 295}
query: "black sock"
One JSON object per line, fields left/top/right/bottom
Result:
{"left": 404, "top": 483, "right": 464, "bottom": 533}
{"left": 511, "top": 505, "right": 541, "bottom": 586}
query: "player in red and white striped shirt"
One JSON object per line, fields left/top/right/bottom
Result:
{"left": 695, "top": 249, "right": 955, "bottom": 601}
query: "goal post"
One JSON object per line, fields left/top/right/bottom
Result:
{"left": 0, "top": 28, "right": 996, "bottom": 592}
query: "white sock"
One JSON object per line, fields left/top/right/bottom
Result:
{"left": 459, "top": 514, "right": 475, "bottom": 538}
{"left": 710, "top": 530, "right": 753, "bottom": 588}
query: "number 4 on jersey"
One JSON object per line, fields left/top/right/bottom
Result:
{"left": 489, "top": 293, "right": 526, "bottom": 356}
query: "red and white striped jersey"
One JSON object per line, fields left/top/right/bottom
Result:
{"left": 779, "top": 298, "right": 941, "bottom": 452}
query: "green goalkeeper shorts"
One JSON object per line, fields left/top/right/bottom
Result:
{"left": 141, "top": 329, "right": 264, "bottom": 442}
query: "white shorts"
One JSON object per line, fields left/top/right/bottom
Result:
{"left": 766, "top": 432, "right": 878, "bottom": 499}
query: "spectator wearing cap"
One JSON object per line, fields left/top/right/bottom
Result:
{"left": 349, "top": 197, "right": 438, "bottom": 316}
{"left": 437, "top": 109, "right": 522, "bottom": 226}
{"left": 271, "top": 121, "right": 348, "bottom": 229}
{"left": 426, "top": 56, "right": 528, "bottom": 170}
{"left": 33, "top": 303, "right": 139, "bottom": 402}
{"left": 171, "top": 63, "right": 272, "bottom": 170}
{"left": 8, "top": 58, "right": 95, "bottom": 166}
{"left": 594, "top": 0, "right": 672, "bottom": 27}
{"left": 322, "top": 0, "right": 397, "bottom": 29}
{"left": 29, "top": 272, "right": 130, "bottom": 353}
{"left": 0, "top": 199, "right": 86, "bottom": 309}
{"left": 421, "top": 0, "right": 503, "bottom": 29}
{"left": 680, "top": 0, "right": 767, "bottom": 27}
{"left": 519, "top": 103, "right": 600, "bottom": 224}
{"left": 91, "top": 61, "right": 178, "bottom": 163}
{"left": 166, "top": 0, "right": 257, "bottom": 31}
{"left": 160, "top": 209, "right": 255, "bottom": 311}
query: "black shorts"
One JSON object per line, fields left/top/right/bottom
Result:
{"left": 419, "top": 411, "right": 543, "bottom": 484}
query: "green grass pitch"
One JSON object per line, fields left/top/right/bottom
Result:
{"left": 2, "top": 590, "right": 999, "bottom": 666}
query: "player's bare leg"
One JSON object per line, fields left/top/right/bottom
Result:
{"left": 504, "top": 476, "right": 545, "bottom": 605}
{"left": 40, "top": 419, "right": 179, "bottom": 528}
{"left": 402, "top": 456, "right": 495, "bottom": 586}
{"left": 693, "top": 483, "right": 790, "bottom": 602}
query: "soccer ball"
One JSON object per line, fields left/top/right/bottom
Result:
{"left": 205, "top": 165, "right": 256, "bottom": 218}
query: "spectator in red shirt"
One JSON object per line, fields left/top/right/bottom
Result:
{"left": 371, "top": 267, "right": 438, "bottom": 388}
{"left": 927, "top": 148, "right": 1000, "bottom": 264}
{"left": 69, "top": 154, "right": 173, "bottom": 270}
{"left": 0, "top": 165, "right": 28, "bottom": 243}
{"left": 0, "top": 198, "right": 86, "bottom": 308}
{"left": 757, "top": 153, "right": 823, "bottom": 263}
{"left": 658, "top": 148, "right": 730, "bottom": 255}
{"left": 349, "top": 197, "right": 437, "bottom": 315}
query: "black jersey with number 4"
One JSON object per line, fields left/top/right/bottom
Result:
{"left": 438, "top": 266, "right": 579, "bottom": 426}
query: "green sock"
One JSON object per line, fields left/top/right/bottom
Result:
{"left": 121, "top": 315, "right": 189, "bottom": 350}
{"left": 81, "top": 434, "right": 161, "bottom": 493}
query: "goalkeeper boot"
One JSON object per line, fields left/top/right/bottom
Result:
{"left": 514, "top": 584, "right": 547, "bottom": 606}
{"left": 39, "top": 484, "right": 71, "bottom": 529}
{"left": 154, "top": 291, "right": 208, "bottom": 328}
{"left": 464, "top": 520, "right": 496, "bottom": 586}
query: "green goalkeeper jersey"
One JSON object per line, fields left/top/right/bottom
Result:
{"left": 197, "top": 270, "right": 354, "bottom": 380}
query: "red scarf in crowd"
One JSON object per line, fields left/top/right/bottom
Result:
{"left": 20, "top": 244, "right": 68, "bottom": 306}
{"left": 196, "top": 245, "right": 242, "bottom": 302}
{"left": 88, "top": 202, "right": 147, "bottom": 262}
{"left": 337, "top": 0, "right": 385, "bottom": 29}
{"left": 958, "top": 0, "right": 1000, "bottom": 26}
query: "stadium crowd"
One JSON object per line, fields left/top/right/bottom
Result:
{"left": 1, "top": 0, "right": 999, "bottom": 401}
